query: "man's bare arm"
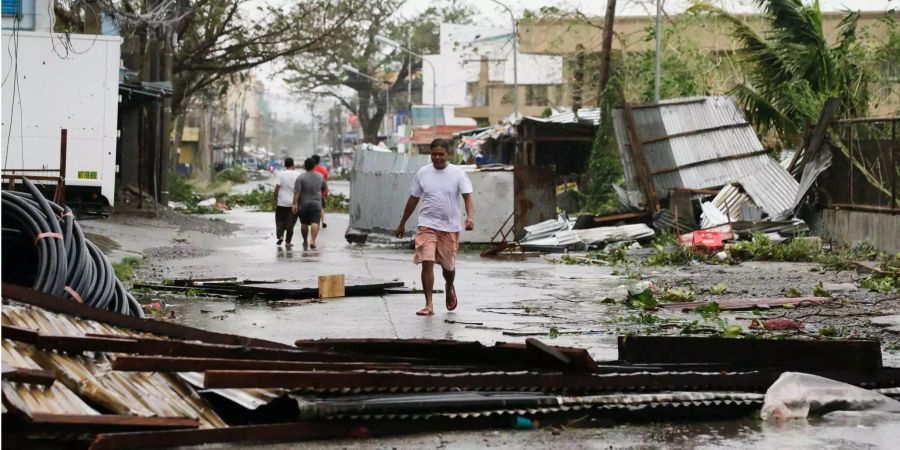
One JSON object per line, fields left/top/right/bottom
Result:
{"left": 273, "top": 184, "right": 280, "bottom": 208}
{"left": 395, "top": 196, "right": 420, "bottom": 238}
{"left": 292, "top": 191, "right": 300, "bottom": 214}
{"left": 462, "top": 193, "right": 474, "bottom": 231}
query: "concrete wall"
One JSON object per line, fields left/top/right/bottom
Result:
{"left": 349, "top": 150, "right": 515, "bottom": 243}
{"left": 823, "top": 209, "right": 900, "bottom": 254}
{"left": 423, "top": 23, "right": 563, "bottom": 110}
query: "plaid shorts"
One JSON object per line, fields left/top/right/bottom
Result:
{"left": 413, "top": 226, "right": 460, "bottom": 271}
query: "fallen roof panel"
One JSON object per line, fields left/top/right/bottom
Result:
{"left": 612, "top": 96, "right": 799, "bottom": 219}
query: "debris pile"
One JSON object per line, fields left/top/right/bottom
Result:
{"left": 3, "top": 285, "right": 898, "bottom": 448}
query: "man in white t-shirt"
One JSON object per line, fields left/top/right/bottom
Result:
{"left": 395, "top": 139, "right": 474, "bottom": 316}
{"left": 273, "top": 157, "right": 300, "bottom": 249}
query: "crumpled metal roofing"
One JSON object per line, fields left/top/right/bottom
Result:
{"left": 301, "top": 391, "right": 763, "bottom": 421}
{"left": 1, "top": 304, "right": 226, "bottom": 428}
{"left": 178, "top": 372, "right": 286, "bottom": 411}
{"left": 612, "top": 96, "right": 799, "bottom": 219}
{"left": 541, "top": 108, "right": 601, "bottom": 125}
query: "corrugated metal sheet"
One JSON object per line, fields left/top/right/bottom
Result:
{"left": 711, "top": 183, "right": 751, "bottom": 221}
{"left": 178, "top": 372, "right": 285, "bottom": 411}
{"left": 1, "top": 304, "right": 227, "bottom": 428}
{"left": 613, "top": 96, "right": 799, "bottom": 220}
{"left": 349, "top": 150, "right": 517, "bottom": 243}
{"left": 545, "top": 108, "right": 601, "bottom": 125}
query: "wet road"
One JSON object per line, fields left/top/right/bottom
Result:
{"left": 118, "top": 181, "right": 900, "bottom": 449}
{"left": 159, "top": 207, "right": 624, "bottom": 360}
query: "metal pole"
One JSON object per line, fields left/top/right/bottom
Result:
{"left": 431, "top": 59, "right": 436, "bottom": 138}
{"left": 385, "top": 85, "right": 390, "bottom": 137}
{"left": 654, "top": 0, "right": 662, "bottom": 102}
{"left": 490, "top": 0, "right": 518, "bottom": 119}
{"left": 58, "top": 129, "right": 67, "bottom": 207}
{"left": 407, "top": 30, "right": 413, "bottom": 126}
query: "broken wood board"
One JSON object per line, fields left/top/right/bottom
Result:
{"left": 661, "top": 296, "right": 831, "bottom": 312}
{"left": 318, "top": 275, "right": 345, "bottom": 299}
{"left": 133, "top": 280, "right": 404, "bottom": 300}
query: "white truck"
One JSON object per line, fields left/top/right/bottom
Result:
{"left": 1, "top": 30, "right": 121, "bottom": 208}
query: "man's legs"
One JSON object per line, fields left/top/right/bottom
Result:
{"left": 442, "top": 266, "right": 456, "bottom": 309}
{"left": 275, "top": 207, "right": 286, "bottom": 245}
{"left": 436, "top": 231, "right": 460, "bottom": 310}
{"left": 309, "top": 223, "right": 320, "bottom": 248}
{"left": 421, "top": 261, "right": 435, "bottom": 313}
{"left": 285, "top": 212, "right": 297, "bottom": 248}
{"left": 300, "top": 223, "right": 309, "bottom": 247}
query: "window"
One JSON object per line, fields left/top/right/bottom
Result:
{"left": 2, "top": 0, "right": 21, "bottom": 17}
{"left": 526, "top": 85, "right": 549, "bottom": 106}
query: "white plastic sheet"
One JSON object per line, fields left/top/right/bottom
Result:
{"left": 761, "top": 372, "right": 900, "bottom": 421}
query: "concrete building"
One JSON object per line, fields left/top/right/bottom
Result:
{"left": 422, "top": 23, "right": 564, "bottom": 126}
{"left": 516, "top": 10, "right": 899, "bottom": 115}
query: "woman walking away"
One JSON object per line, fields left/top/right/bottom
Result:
{"left": 292, "top": 158, "right": 328, "bottom": 250}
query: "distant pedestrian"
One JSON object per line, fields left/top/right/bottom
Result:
{"left": 311, "top": 154, "right": 329, "bottom": 228}
{"left": 273, "top": 157, "right": 299, "bottom": 248}
{"left": 395, "top": 139, "right": 474, "bottom": 316}
{"left": 293, "top": 158, "right": 328, "bottom": 250}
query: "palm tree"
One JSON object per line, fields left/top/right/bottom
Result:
{"left": 691, "top": 0, "right": 871, "bottom": 146}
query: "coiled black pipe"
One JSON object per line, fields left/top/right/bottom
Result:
{"left": 1, "top": 178, "right": 144, "bottom": 317}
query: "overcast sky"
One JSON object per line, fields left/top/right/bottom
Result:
{"left": 268, "top": 0, "right": 897, "bottom": 122}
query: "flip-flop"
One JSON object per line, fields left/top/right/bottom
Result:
{"left": 446, "top": 284, "right": 458, "bottom": 311}
{"left": 415, "top": 308, "right": 434, "bottom": 316}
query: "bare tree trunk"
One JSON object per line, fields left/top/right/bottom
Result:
{"left": 598, "top": 0, "right": 617, "bottom": 95}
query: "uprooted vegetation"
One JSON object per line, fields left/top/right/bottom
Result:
{"left": 557, "top": 233, "right": 897, "bottom": 294}
{"left": 111, "top": 257, "right": 143, "bottom": 282}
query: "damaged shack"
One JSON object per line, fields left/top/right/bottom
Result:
{"left": 611, "top": 96, "right": 800, "bottom": 223}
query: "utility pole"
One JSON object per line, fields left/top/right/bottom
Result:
{"left": 407, "top": 29, "right": 413, "bottom": 125}
{"left": 231, "top": 98, "right": 239, "bottom": 166}
{"left": 309, "top": 103, "right": 317, "bottom": 155}
{"left": 490, "top": 0, "right": 518, "bottom": 119}
{"left": 146, "top": 5, "right": 162, "bottom": 205}
{"left": 598, "top": 0, "right": 617, "bottom": 96}
{"left": 654, "top": 0, "right": 662, "bottom": 102}
{"left": 160, "top": 26, "right": 173, "bottom": 204}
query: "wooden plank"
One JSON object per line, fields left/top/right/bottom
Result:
{"left": 641, "top": 122, "right": 750, "bottom": 145}
{"left": 292, "top": 338, "right": 598, "bottom": 372}
{"left": 5, "top": 330, "right": 418, "bottom": 363}
{"left": 591, "top": 210, "right": 651, "bottom": 225}
{"left": 651, "top": 150, "right": 769, "bottom": 176}
{"left": 1, "top": 325, "right": 38, "bottom": 343}
{"left": 630, "top": 98, "right": 706, "bottom": 109}
{"left": 617, "top": 336, "right": 882, "bottom": 371}
{"left": 30, "top": 335, "right": 140, "bottom": 353}
{"left": 111, "top": 356, "right": 421, "bottom": 372}
{"left": 30, "top": 413, "right": 199, "bottom": 429}
{"left": 524, "top": 338, "right": 572, "bottom": 372}
{"left": 318, "top": 274, "right": 345, "bottom": 299}
{"left": 620, "top": 97, "right": 659, "bottom": 213}
{"left": 2, "top": 283, "right": 292, "bottom": 349}
{"left": 1, "top": 364, "right": 56, "bottom": 386}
